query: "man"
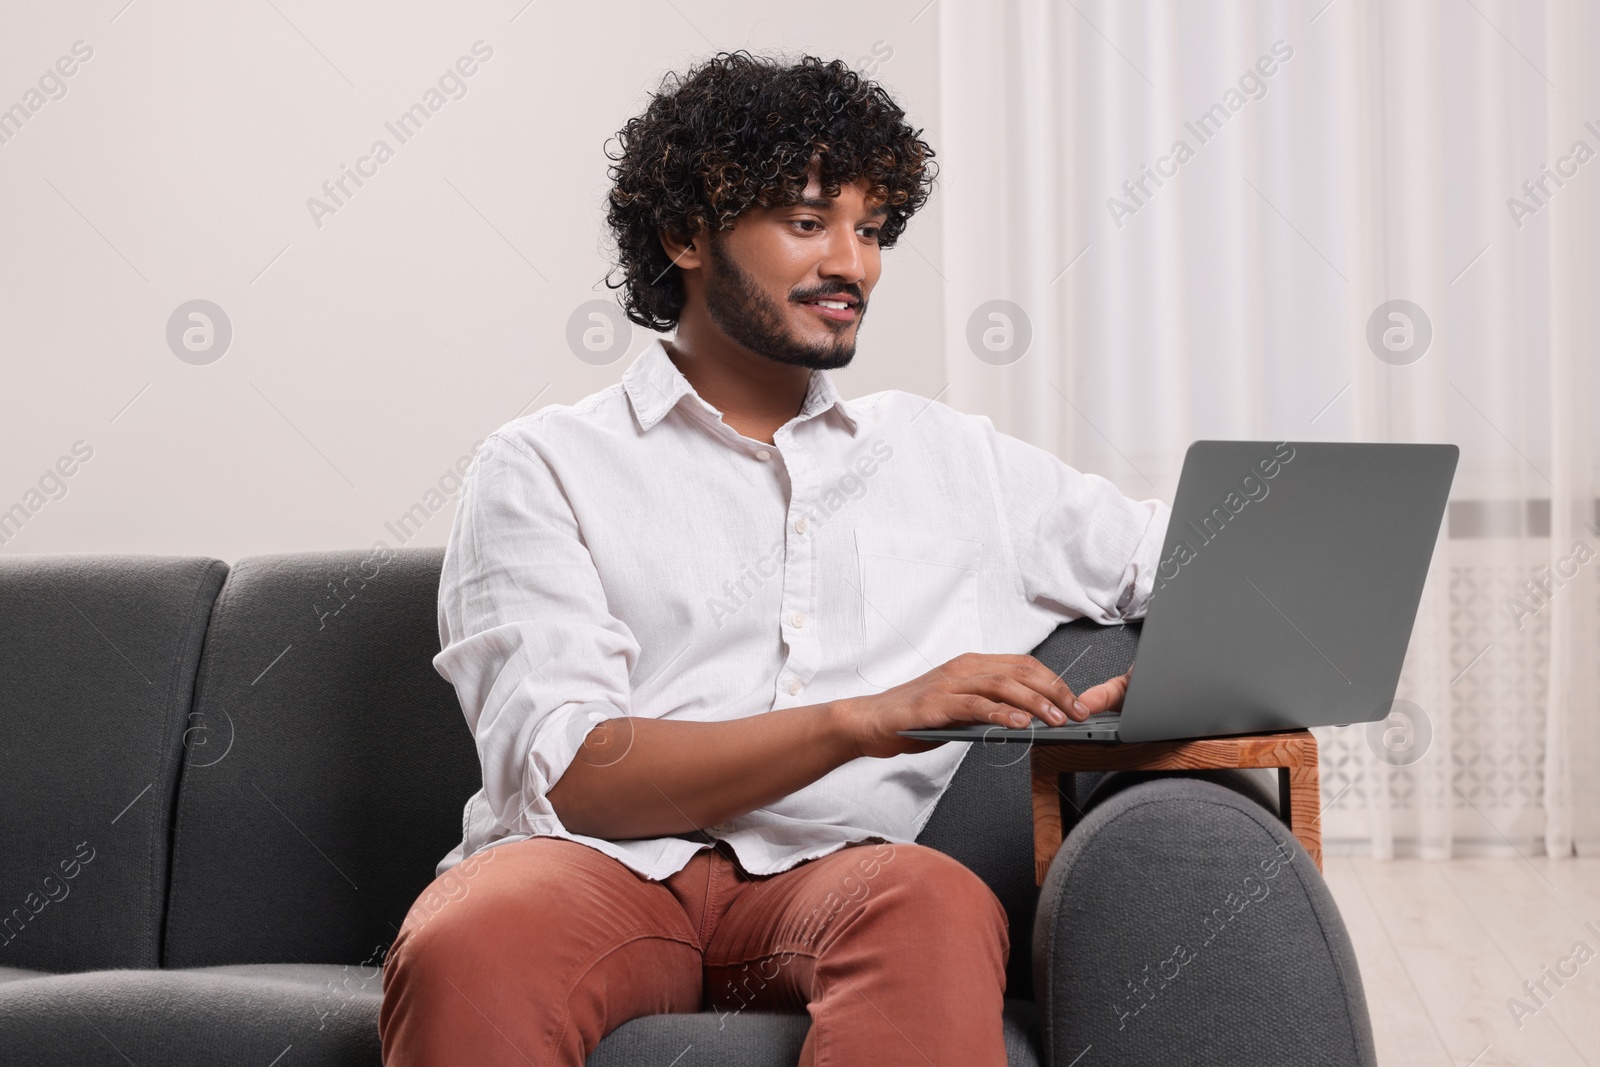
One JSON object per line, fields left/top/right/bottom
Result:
{"left": 380, "top": 51, "right": 1169, "bottom": 1066}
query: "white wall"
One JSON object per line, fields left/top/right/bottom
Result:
{"left": 0, "top": 0, "right": 943, "bottom": 560}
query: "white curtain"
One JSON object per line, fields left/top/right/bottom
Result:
{"left": 938, "top": 0, "right": 1599, "bottom": 858}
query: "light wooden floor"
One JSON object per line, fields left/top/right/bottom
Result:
{"left": 1323, "top": 855, "right": 1600, "bottom": 1066}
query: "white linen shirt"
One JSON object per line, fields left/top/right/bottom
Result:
{"left": 432, "top": 338, "right": 1171, "bottom": 881}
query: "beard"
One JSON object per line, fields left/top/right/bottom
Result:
{"left": 701, "top": 235, "right": 862, "bottom": 371}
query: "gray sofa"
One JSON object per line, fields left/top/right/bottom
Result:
{"left": 0, "top": 549, "right": 1375, "bottom": 1065}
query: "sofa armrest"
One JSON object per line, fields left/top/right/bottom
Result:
{"left": 1031, "top": 774, "right": 1375, "bottom": 1067}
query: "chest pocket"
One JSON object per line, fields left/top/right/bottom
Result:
{"left": 853, "top": 526, "right": 985, "bottom": 690}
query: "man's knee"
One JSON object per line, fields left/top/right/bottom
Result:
{"left": 400, "top": 846, "right": 504, "bottom": 934}
{"left": 843, "top": 843, "right": 1008, "bottom": 943}
{"left": 385, "top": 842, "right": 520, "bottom": 988}
{"left": 385, "top": 837, "right": 695, "bottom": 987}
{"left": 383, "top": 838, "right": 710, "bottom": 1064}
{"left": 390, "top": 840, "right": 595, "bottom": 972}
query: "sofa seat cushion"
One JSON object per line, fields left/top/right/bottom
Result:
{"left": 0, "top": 967, "right": 1042, "bottom": 1066}
{"left": 588, "top": 997, "right": 1041, "bottom": 1066}
{"left": 0, "top": 967, "right": 45, "bottom": 985}
{"left": 0, "top": 966, "right": 379, "bottom": 1066}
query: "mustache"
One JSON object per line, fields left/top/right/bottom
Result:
{"left": 793, "top": 285, "right": 865, "bottom": 305}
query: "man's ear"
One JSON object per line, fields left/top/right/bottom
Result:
{"left": 658, "top": 222, "right": 707, "bottom": 272}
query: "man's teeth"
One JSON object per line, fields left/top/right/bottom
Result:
{"left": 812, "top": 299, "right": 850, "bottom": 310}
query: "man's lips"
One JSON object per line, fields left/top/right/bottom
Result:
{"left": 798, "top": 296, "right": 859, "bottom": 323}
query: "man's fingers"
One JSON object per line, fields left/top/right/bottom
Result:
{"left": 966, "top": 695, "right": 1039, "bottom": 728}
{"left": 1076, "top": 670, "right": 1131, "bottom": 714}
{"left": 927, "top": 657, "right": 1075, "bottom": 725}
{"left": 1018, "top": 656, "right": 1086, "bottom": 719}
{"left": 971, "top": 674, "right": 1070, "bottom": 725}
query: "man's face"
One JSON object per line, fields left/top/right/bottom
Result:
{"left": 697, "top": 169, "right": 884, "bottom": 371}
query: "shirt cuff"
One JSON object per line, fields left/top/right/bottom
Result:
{"left": 1116, "top": 498, "right": 1172, "bottom": 619}
{"left": 516, "top": 699, "right": 618, "bottom": 833}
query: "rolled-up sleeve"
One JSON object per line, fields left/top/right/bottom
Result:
{"left": 977, "top": 415, "right": 1171, "bottom": 624}
{"left": 433, "top": 431, "right": 640, "bottom": 836}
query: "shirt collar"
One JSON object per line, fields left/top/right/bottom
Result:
{"left": 622, "top": 338, "right": 862, "bottom": 439}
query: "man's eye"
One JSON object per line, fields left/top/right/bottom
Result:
{"left": 793, "top": 219, "right": 821, "bottom": 232}
{"left": 859, "top": 227, "right": 882, "bottom": 241}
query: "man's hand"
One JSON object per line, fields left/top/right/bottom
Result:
{"left": 831, "top": 652, "right": 1092, "bottom": 760}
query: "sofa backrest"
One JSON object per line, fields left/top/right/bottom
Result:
{"left": 916, "top": 616, "right": 1141, "bottom": 1003}
{"left": 2, "top": 544, "right": 1141, "bottom": 985}
{"left": 162, "top": 547, "right": 481, "bottom": 968}
{"left": 0, "top": 554, "right": 227, "bottom": 972}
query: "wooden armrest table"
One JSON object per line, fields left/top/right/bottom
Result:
{"left": 1029, "top": 729, "right": 1321, "bottom": 886}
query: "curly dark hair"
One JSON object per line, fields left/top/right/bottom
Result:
{"left": 602, "top": 50, "right": 938, "bottom": 331}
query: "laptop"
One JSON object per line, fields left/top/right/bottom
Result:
{"left": 898, "top": 440, "right": 1458, "bottom": 745}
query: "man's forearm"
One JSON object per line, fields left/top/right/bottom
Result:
{"left": 545, "top": 700, "right": 861, "bottom": 841}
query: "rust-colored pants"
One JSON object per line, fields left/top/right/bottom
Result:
{"left": 378, "top": 835, "right": 1010, "bottom": 1066}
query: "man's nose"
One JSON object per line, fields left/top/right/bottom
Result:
{"left": 818, "top": 225, "right": 867, "bottom": 284}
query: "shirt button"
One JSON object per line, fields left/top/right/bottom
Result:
{"left": 791, "top": 612, "right": 806, "bottom": 628}
{"left": 788, "top": 678, "right": 802, "bottom": 695}
{"left": 794, "top": 517, "right": 808, "bottom": 534}
{"left": 755, "top": 449, "right": 772, "bottom": 461}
